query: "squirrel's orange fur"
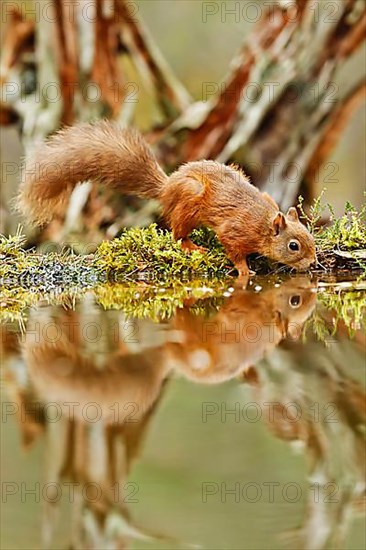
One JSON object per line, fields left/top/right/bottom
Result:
{"left": 18, "top": 121, "right": 316, "bottom": 275}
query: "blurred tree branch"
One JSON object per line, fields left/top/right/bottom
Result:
{"left": 0, "top": 0, "right": 365, "bottom": 243}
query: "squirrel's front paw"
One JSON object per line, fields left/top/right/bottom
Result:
{"left": 235, "top": 260, "right": 255, "bottom": 278}
{"left": 238, "top": 268, "right": 256, "bottom": 277}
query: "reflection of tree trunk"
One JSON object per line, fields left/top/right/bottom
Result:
{"left": 1, "top": 0, "right": 365, "bottom": 239}
{"left": 255, "top": 337, "right": 366, "bottom": 550}
{"left": 12, "top": 301, "right": 173, "bottom": 548}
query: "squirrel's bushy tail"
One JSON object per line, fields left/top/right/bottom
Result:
{"left": 18, "top": 120, "right": 168, "bottom": 224}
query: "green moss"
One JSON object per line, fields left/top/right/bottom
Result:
{"left": 298, "top": 193, "right": 366, "bottom": 271}
{"left": 1, "top": 197, "right": 365, "bottom": 325}
{"left": 1, "top": 234, "right": 364, "bottom": 338}
{"left": 0, "top": 229, "right": 38, "bottom": 280}
{"left": 95, "top": 224, "right": 231, "bottom": 280}
{"left": 0, "top": 231, "right": 100, "bottom": 323}
{"left": 0, "top": 227, "right": 231, "bottom": 323}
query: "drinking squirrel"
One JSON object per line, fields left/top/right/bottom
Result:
{"left": 18, "top": 120, "right": 316, "bottom": 276}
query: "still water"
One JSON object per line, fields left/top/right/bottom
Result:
{"left": 1, "top": 275, "right": 365, "bottom": 549}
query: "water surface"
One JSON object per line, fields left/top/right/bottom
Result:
{"left": 1, "top": 274, "right": 365, "bottom": 549}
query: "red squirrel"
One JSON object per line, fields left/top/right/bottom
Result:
{"left": 18, "top": 120, "right": 316, "bottom": 275}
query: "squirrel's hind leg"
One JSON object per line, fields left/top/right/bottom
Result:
{"left": 173, "top": 226, "right": 208, "bottom": 254}
{"left": 162, "top": 177, "right": 207, "bottom": 253}
{"left": 180, "top": 239, "right": 207, "bottom": 254}
{"left": 170, "top": 218, "right": 207, "bottom": 255}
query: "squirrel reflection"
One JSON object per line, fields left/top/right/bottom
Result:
{"left": 2, "top": 278, "right": 317, "bottom": 548}
{"left": 2, "top": 277, "right": 364, "bottom": 549}
{"left": 168, "top": 277, "right": 316, "bottom": 383}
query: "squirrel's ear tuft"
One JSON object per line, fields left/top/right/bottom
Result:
{"left": 272, "top": 212, "right": 287, "bottom": 235}
{"left": 286, "top": 206, "right": 299, "bottom": 222}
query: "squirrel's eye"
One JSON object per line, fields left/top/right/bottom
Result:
{"left": 289, "top": 295, "right": 301, "bottom": 308}
{"left": 288, "top": 240, "right": 300, "bottom": 252}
